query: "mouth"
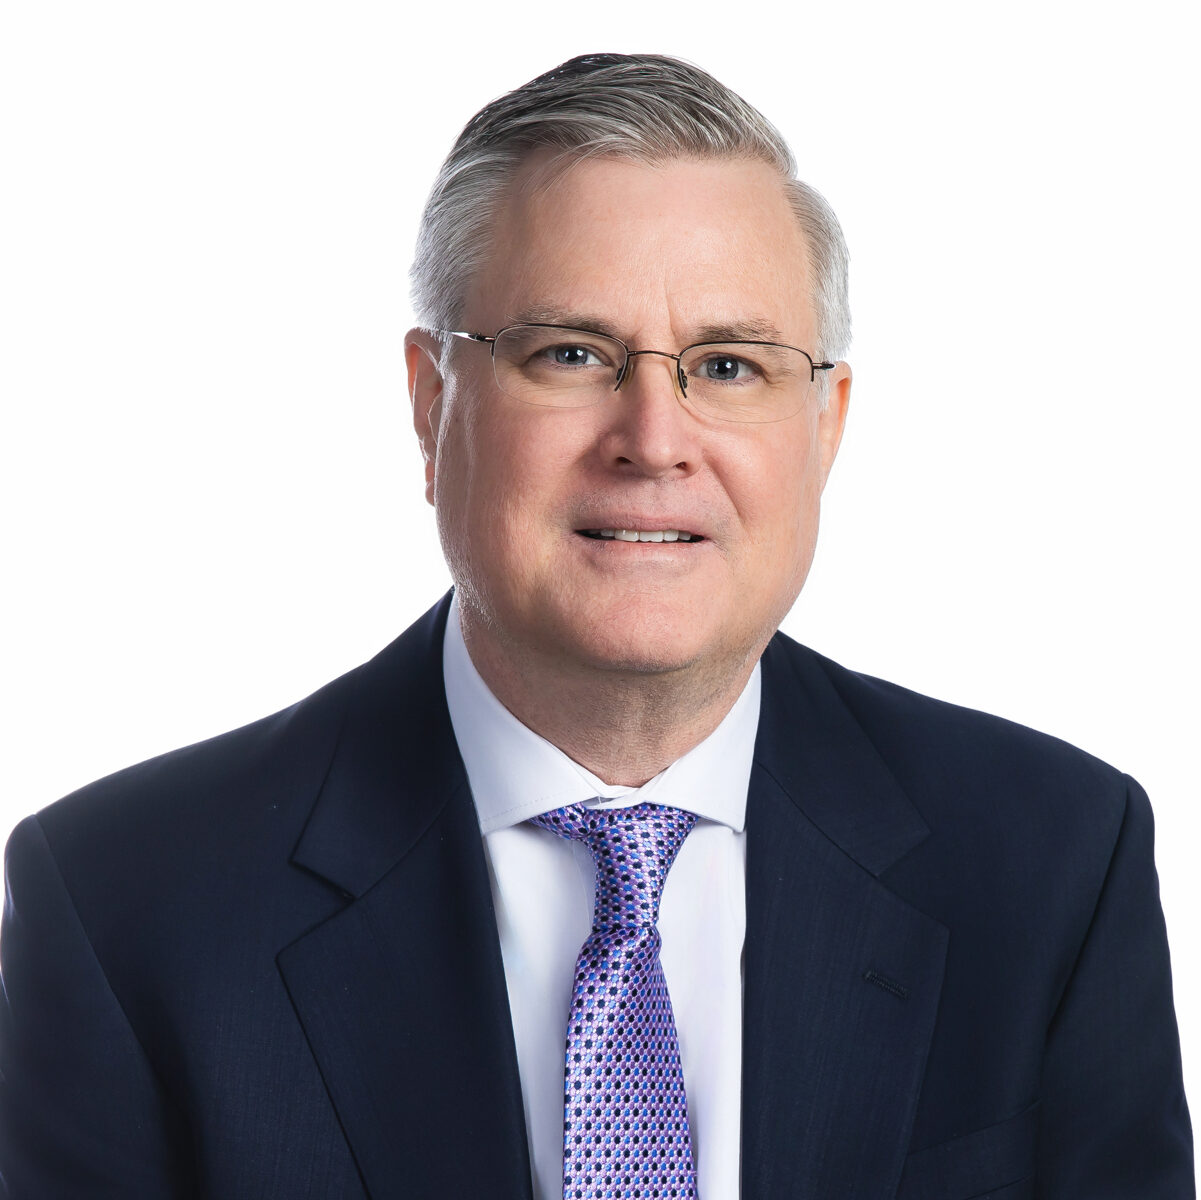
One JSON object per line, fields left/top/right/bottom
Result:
{"left": 577, "top": 528, "right": 705, "bottom": 543}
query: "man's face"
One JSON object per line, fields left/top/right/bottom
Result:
{"left": 408, "top": 155, "right": 849, "bottom": 687}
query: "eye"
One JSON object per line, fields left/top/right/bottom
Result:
{"left": 544, "top": 343, "right": 606, "bottom": 367}
{"left": 698, "top": 353, "right": 759, "bottom": 383}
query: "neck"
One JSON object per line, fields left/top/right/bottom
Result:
{"left": 458, "top": 606, "right": 760, "bottom": 787}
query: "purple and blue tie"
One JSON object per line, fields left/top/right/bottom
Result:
{"left": 530, "top": 802, "right": 699, "bottom": 1200}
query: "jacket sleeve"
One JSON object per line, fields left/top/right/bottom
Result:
{"left": 0, "top": 815, "right": 190, "bottom": 1198}
{"left": 1037, "top": 776, "right": 1194, "bottom": 1197}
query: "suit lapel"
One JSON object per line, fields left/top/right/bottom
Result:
{"left": 277, "top": 597, "right": 533, "bottom": 1199}
{"left": 742, "top": 637, "right": 949, "bottom": 1199}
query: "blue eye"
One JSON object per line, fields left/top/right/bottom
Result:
{"left": 702, "top": 355, "right": 755, "bottom": 382}
{"left": 550, "top": 344, "right": 600, "bottom": 366}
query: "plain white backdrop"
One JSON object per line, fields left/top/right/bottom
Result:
{"left": 3, "top": 0, "right": 1198, "bottom": 1142}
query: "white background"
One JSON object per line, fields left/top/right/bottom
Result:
{"left": 3, "top": 0, "right": 1198, "bottom": 1144}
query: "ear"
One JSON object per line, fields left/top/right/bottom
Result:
{"left": 816, "top": 361, "right": 851, "bottom": 493}
{"left": 405, "top": 329, "right": 446, "bottom": 506}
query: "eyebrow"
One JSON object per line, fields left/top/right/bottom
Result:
{"left": 506, "top": 307, "right": 625, "bottom": 339}
{"left": 506, "top": 307, "right": 794, "bottom": 347}
{"left": 691, "top": 319, "right": 790, "bottom": 346}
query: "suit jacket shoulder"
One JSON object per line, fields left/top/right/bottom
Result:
{"left": 762, "top": 631, "right": 1131, "bottom": 887}
{"left": 0, "top": 596, "right": 508, "bottom": 1198}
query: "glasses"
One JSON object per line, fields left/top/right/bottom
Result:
{"left": 442, "top": 323, "right": 835, "bottom": 424}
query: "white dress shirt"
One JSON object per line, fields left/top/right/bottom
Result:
{"left": 442, "top": 594, "right": 759, "bottom": 1199}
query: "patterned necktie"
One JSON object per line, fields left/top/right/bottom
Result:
{"left": 530, "top": 801, "right": 699, "bottom": 1200}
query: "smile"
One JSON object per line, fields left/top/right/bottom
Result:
{"left": 578, "top": 529, "right": 703, "bottom": 542}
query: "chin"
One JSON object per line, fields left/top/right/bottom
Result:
{"left": 576, "top": 641, "right": 702, "bottom": 678}
{"left": 546, "top": 607, "right": 723, "bottom": 680}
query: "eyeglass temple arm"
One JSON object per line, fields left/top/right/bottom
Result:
{"left": 442, "top": 330, "right": 495, "bottom": 345}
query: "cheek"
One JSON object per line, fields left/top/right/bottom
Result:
{"left": 435, "top": 400, "right": 577, "bottom": 575}
{"left": 487, "top": 422, "right": 571, "bottom": 536}
{"left": 738, "top": 425, "right": 823, "bottom": 550}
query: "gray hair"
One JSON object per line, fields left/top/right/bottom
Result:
{"left": 410, "top": 53, "right": 850, "bottom": 365}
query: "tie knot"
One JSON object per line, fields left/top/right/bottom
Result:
{"left": 530, "top": 802, "right": 698, "bottom": 930}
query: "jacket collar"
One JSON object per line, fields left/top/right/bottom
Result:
{"left": 755, "top": 633, "right": 931, "bottom": 877}
{"left": 289, "top": 592, "right": 467, "bottom": 898}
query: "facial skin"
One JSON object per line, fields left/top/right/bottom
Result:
{"left": 407, "top": 155, "right": 850, "bottom": 782}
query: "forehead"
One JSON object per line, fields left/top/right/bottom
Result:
{"left": 465, "top": 154, "right": 816, "bottom": 345}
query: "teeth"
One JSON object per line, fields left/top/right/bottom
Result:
{"left": 583, "top": 528, "right": 698, "bottom": 542}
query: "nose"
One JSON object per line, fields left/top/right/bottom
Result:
{"left": 602, "top": 350, "right": 700, "bottom": 479}
{"left": 617, "top": 349, "right": 687, "bottom": 398}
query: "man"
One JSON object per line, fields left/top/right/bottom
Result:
{"left": 0, "top": 51, "right": 1192, "bottom": 1199}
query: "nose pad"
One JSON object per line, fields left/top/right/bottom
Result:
{"left": 614, "top": 351, "right": 688, "bottom": 402}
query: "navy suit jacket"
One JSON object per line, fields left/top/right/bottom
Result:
{"left": 0, "top": 595, "right": 1193, "bottom": 1197}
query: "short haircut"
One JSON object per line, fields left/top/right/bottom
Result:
{"left": 410, "top": 53, "right": 851, "bottom": 364}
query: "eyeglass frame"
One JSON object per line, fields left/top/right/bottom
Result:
{"left": 440, "top": 322, "right": 836, "bottom": 402}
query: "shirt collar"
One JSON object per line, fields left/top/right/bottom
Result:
{"left": 443, "top": 592, "right": 760, "bottom": 835}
